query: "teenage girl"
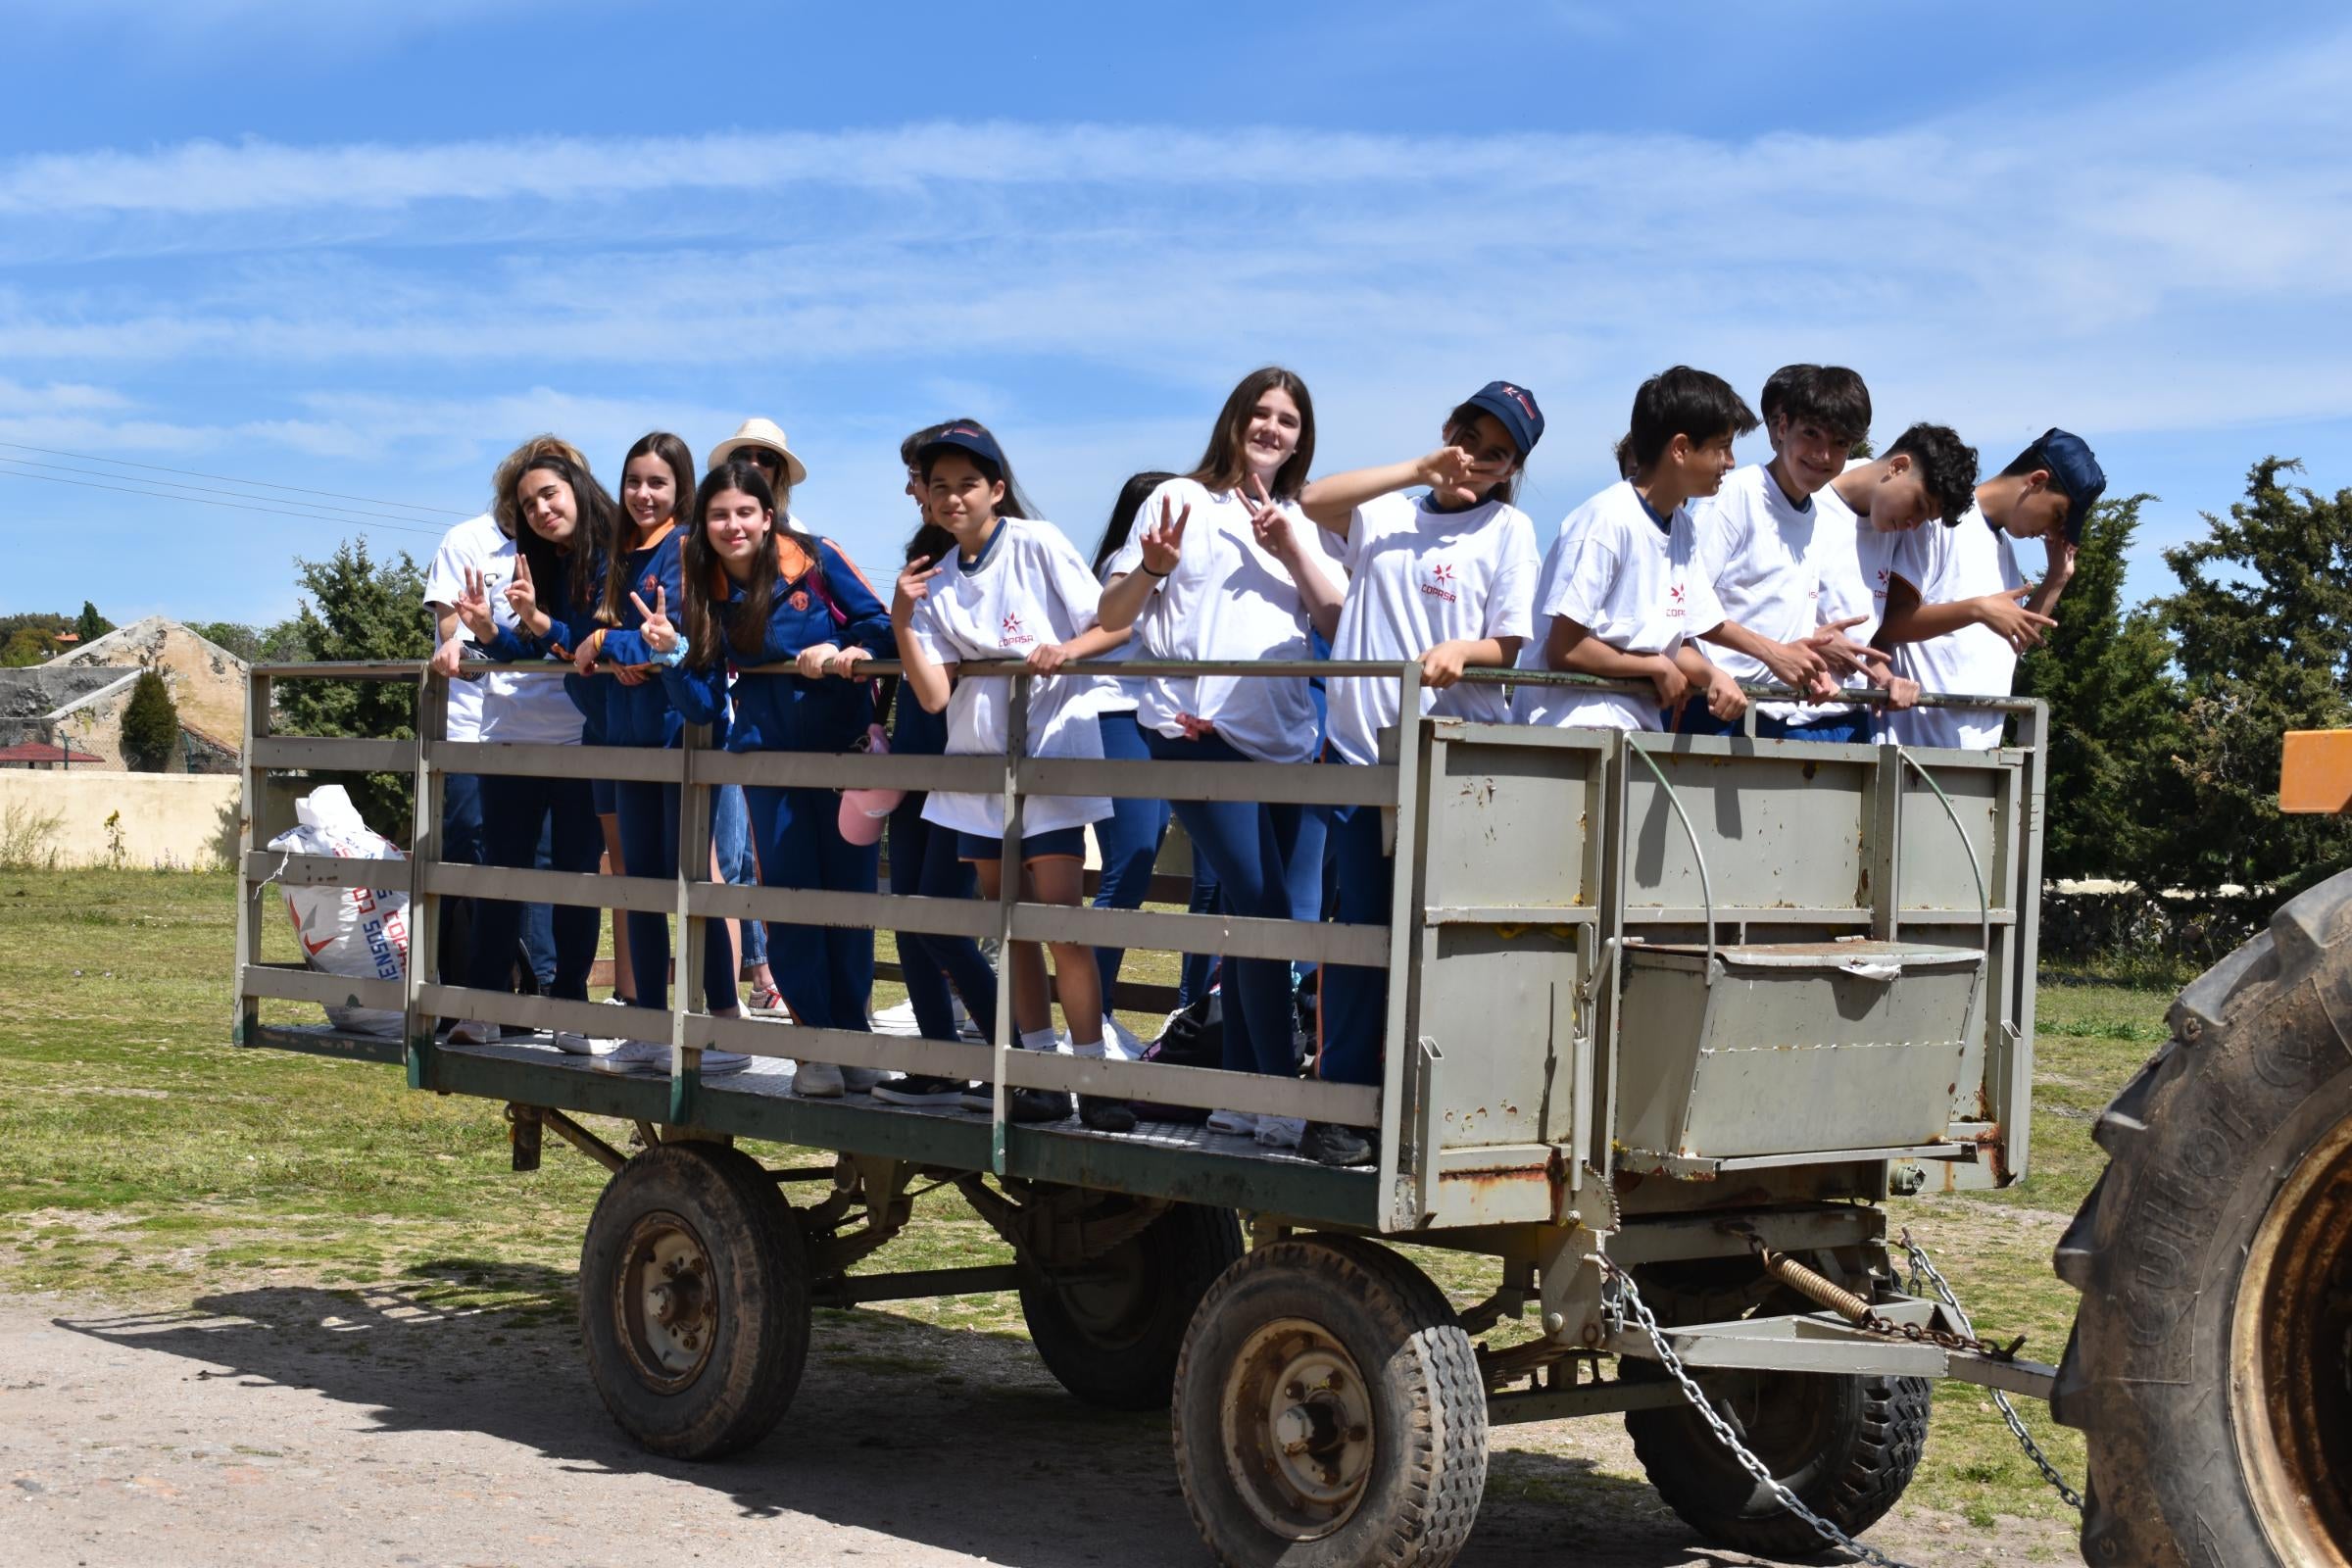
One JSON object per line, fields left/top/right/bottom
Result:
{"left": 631, "top": 460, "right": 893, "bottom": 1099}
{"left": 1094, "top": 368, "right": 1346, "bottom": 1147}
{"left": 1286, "top": 382, "right": 1546, "bottom": 1166}
{"left": 1083, "top": 469, "right": 1205, "bottom": 1050}
{"left": 435, "top": 446, "right": 615, "bottom": 1051}
{"left": 891, "top": 421, "right": 1136, "bottom": 1133}
{"left": 869, "top": 423, "right": 1001, "bottom": 1103}
{"left": 566, "top": 453, "right": 746, "bottom": 1075}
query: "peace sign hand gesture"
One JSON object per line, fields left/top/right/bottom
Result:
{"left": 629, "top": 584, "right": 678, "bottom": 658}
{"left": 1244, "top": 474, "right": 1295, "bottom": 560}
{"left": 503, "top": 555, "right": 541, "bottom": 632}
{"left": 1139, "top": 495, "right": 1190, "bottom": 576}
{"left": 453, "top": 565, "right": 497, "bottom": 643}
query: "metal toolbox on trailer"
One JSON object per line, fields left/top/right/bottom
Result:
{"left": 1612, "top": 938, "right": 1984, "bottom": 1164}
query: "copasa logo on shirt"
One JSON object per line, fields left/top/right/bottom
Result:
{"left": 1666, "top": 583, "right": 1687, "bottom": 617}
{"left": 1874, "top": 567, "right": 1890, "bottom": 601}
{"left": 1000, "top": 611, "right": 1035, "bottom": 648}
{"left": 1420, "top": 561, "right": 1459, "bottom": 604}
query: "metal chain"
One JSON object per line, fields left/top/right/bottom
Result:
{"left": 1897, "top": 1231, "right": 2084, "bottom": 1512}
{"left": 1599, "top": 1256, "right": 1927, "bottom": 1568}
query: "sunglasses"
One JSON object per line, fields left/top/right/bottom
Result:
{"left": 740, "top": 449, "right": 783, "bottom": 472}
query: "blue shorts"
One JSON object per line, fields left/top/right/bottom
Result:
{"left": 956, "top": 825, "right": 1087, "bottom": 862}
{"left": 591, "top": 775, "right": 617, "bottom": 815}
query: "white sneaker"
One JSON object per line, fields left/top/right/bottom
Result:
{"left": 447, "top": 1019, "right": 499, "bottom": 1045}
{"left": 552, "top": 1030, "right": 596, "bottom": 1055}
{"left": 1255, "top": 1114, "right": 1306, "bottom": 1151}
{"left": 601, "top": 1039, "right": 751, "bottom": 1076}
{"left": 1206, "top": 1108, "right": 1259, "bottom": 1137}
{"left": 841, "top": 1064, "right": 895, "bottom": 1093}
{"left": 870, "top": 999, "right": 921, "bottom": 1037}
{"left": 794, "top": 1060, "right": 845, "bottom": 1099}
{"left": 1102, "top": 1014, "right": 1145, "bottom": 1062}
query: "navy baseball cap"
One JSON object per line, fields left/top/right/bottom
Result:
{"left": 1465, "top": 380, "right": 1544, "bottom": 458}
{"left": 916, "top": 421, "right": 1006, "bottom": 475}
{"left": 2034, "top": 427, "right": 2105, "bottom": 542}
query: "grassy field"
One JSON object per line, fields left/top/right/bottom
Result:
{"left": 0, "top": 867, "right": 2178, "bottom": 1536}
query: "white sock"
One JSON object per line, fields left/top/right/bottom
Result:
{"left": 1070, "top": 1033, "right": 1107, "bottom": 1059}
{"left": 1019, "top": 1026, "right": 1061, "bottom": 1054}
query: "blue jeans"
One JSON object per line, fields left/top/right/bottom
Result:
{"left": 889, "top": 796, "right": 998, "bottom": 1044}
{"left": 443, "top": 770, "right": 556, "bottom": 989}
{"left": 1140, "top": 722, "right": 1324, "bottom": 1078}
{"left": 1315, "top": 800, "right": 1389, "bottom": 1089}
{"left": 744, "top": 783, "right": 878, "bottom": 1032}
{"left": 1676, "top": 697, "right": 1873, "bottom": 744}
{"left": 1091, "top": 710, "right": 1174, "bottom": 1005}
{"left": 469, "top": 773, "right": 601, "bottom": 1003}
{"left": 713, "top": 783, "right": 767, "bottom": 969}
{"left": 1178, "top": 866, "right": 1222, "bottom": 1009}
{"left": 613, "top": 779, "right": 739, "bottom": 1016}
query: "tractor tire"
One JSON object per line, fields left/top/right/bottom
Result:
{"left": 1020, "top": 1199, "right": 1243, "bottom": 1411}
{"left": 578, "top": 1140, "right": 810, "bottom": 1460}
{"left": 2052, "top": 866, "right": 2352, "bottom": 1568}
{"left": 1622, "top": 1263, "right": 1931, "bottom": 1556}
{"left": 1172, "top": 1235, "right": 1487, "bottom": 1567}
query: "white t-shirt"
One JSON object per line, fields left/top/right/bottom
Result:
{"left": 905, "top": 517, "right": 1119, "bottom": 836}
{"left": 421, "top": 513, "right": 583, "bottom": 747}
{"left": 1324, "top": 493, "right": 1538, "bottom": 765}
{"left": 1811, "top": 478, "right": 1908, "bottom": 735}
{"left": 1106, "top": 476, "right": 1347, "bottom": 764}
{"left": 1514, "top": 481, "right": 1724, "bottom": 732}
{"left": 1886, "top": 506, "right": 2027, "bottom": 751}
{"left": 1694, "top": 463, "right": 1841, "bottom": 721}
{"left": 1091, "top": 556, "right": 1144, "bottom": 715}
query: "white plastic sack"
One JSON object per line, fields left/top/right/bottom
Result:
{"left": 269, "top": 785, "right": 411, "bottom": 1034}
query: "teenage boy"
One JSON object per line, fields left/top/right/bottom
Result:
{"left": 1877, "top": 428, "right": 2105, "bottom": 750}
{"left": 1686, "top": 364, "right": 1886, "bottom": 740}
{"left": 1812, "top": 421, "right": 1982, "bottom": 681}
{"left": 1513, "top": 367, "right": 1754, "bottom": 732}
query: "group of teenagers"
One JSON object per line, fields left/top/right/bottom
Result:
{"left": 423, "top": 363, "right": 2105, "bottom": 1169}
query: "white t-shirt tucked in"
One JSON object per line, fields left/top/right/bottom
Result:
{"left": 1886, "top": 506, "right": 2028, "bottom": 751}
{"left": 1107, "top": 476, "right": 1346, "bottom": 764}
{"left": 422, "top": 513, "right": 584, "bottom": 747}
{"left": 905, "top": 517, "right": 1119, "bottom": 837}
{"left": 1514, "top": 481, "right": 1724, "bottom": 733}
{"left": 1325, "top": 493, "right": 1538, "bottom": 766}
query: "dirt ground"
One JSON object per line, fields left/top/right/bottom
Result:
{"left": 0, "top": 1284, "right": 2079, "bottom": 1568}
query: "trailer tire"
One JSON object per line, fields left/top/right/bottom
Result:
{"left": 2051, "top": 866, "right": 2352, "bottom": 1568}
{"left": 1020, "top": 1199, "right": 1242, "bottom": 1411}
{"left": 578, "top": 1141, "right": 809, "bottom": 1461}
{"left": 1622, "top": 1268, "right": 1930, "bottom": 1556}
{"left": 1171, "top": 1235, "right": 1486, "bottom": 1568}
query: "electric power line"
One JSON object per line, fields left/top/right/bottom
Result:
{"left": 0, "top": 453, "right": 472, "bottom": 531}
{"left": 0, "top": 462, "right": 454, "bottom": 538}
{"left": 0, "top": 438, "right": 469, "bottom": 517}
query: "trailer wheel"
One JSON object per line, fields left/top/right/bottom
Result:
{"left": 1020, "top": 1200, "right": 1242, "bottom": 1411}
{"left": 1622, "top": 1268, "right": 1931, "bottom": 1556}
{"left": 578, "top": 1141, "right": 809, "bottom": 1460}
{"left": 1171, "top": 1235, "right": 1486, "bottom": 1568}
{"left": 2052, "top": 866, "right": 2352, "bottom": 1568}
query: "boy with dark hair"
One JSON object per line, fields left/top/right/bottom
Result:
{"left": 1514, "top": 367, "right": 1756, "bottom": 732}
{"left": 1877, "top": 427, "right": 2104, "bottom": 750}
{"left": 1686, "top": 363, "right": 1889, "bottom": 740}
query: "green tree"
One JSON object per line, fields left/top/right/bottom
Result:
{"left": 2015, "top": 494, "right": 2188, "bottom": 885}
{"left": 2147, "top": 458, "right": 2352, "bottom": 895}
{"left": 190, "top": 620, "right": 263, "bottom": 662}
{"left": 119, "top": 668, "right": 181, "bottom": 772}
{"left": 74, "top": 601, "right": 112, "bottom": 643}
{"left": 1, "top": 627, "right": 55, "bottom": 666}
{"left": 273, "top": 541, "right": 433, "bottom": 840}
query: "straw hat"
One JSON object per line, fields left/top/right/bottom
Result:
{"left": 707, "top": 417, "right": 809, "bottom": 488}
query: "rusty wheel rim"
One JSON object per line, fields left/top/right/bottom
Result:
{"left": 613, "top": 1210, "right": 718, "bottom": 1394}
{"left": 2231, "top": 1109, "right": 2352, "bottom": 1568}
{"left": 1220, "top": 1317, "right": 1375, "bottom": 1542}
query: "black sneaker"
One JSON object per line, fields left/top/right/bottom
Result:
{"left": 1078, "top": 1096, "right": 1137, "bottom": 1133}
{"left": 871, "top": 1075, "right": 971, "bottom": 1107}
{"left": 960, "top": 1083, "right": 1072, "bottom": 1123}
{"left": 1298, "top": 1122, "right": 1375, "bottom": 1167}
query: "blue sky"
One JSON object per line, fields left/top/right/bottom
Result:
{"left": 3, "top": 0, "right": 2349, "bottom": 626}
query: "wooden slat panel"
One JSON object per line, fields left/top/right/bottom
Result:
{"left": 1022, "top": 758, "right": 1396, "bottom": 808}
{"left": 1011, "top": 904, "right": 1389, "bottom": 968}
{"left": 690, "top": 883, "right": 998, "bottom": 941}
{"left": 434, "top": 740, "right": 681, "bottom": 784}
{"left": 251, "top": 735, "right": 412, "bottom": 773}
{"left": 245, "top": 850, "right": 406, "bottom": 889}
{"left": 695, "top": 751, "right": 1002, "bottom": 793}
{"left": 421, "top": 862, "right": 680, "bottom": 915}
{"left": 241, "top": 961, "right": 405, "bottom": 1014}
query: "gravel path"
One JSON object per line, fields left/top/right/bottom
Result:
{"left": 0, "top": 1286, "right": 2077, "bottom": 1568}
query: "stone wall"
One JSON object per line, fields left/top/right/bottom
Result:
{"left": 0, "top": 770, "right": 242, "bottom": 870}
